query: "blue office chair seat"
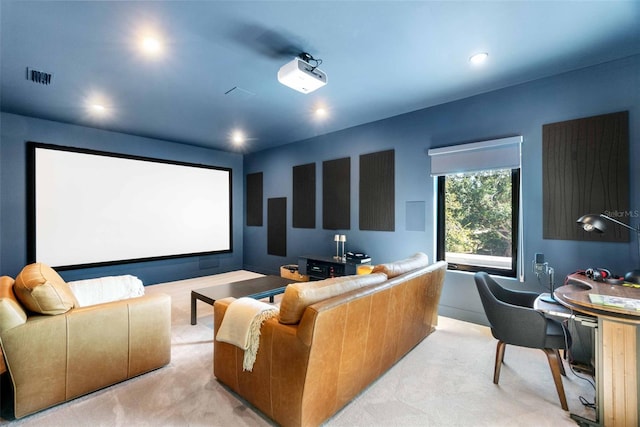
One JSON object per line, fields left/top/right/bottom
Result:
{"left": 474, "top": 271, "right": 571, "bottom": 411}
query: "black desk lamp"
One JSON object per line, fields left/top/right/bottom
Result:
{"left": 576, "top": 213, "right": 640, "bottom": 284}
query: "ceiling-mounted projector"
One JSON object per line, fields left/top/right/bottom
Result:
{"left": 277, "top": 57, "right": 327, "bottom": 94}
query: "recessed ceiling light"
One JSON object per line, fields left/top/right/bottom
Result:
{"left": 315, "top": 107, "right": 327, "bottom": 118}
{"left": 231, "top": 130, "right": 245, "bottom": 145}
{"left": 141, "top": 36, "right": 163, "bottom": 56}
{"left": 469, "top": 52, "right": 489, "bottom": 65}
{"left": 84, "top": 95, "right": 113, "bottom": 119}
{"left": 310, "top": 102, "right": 330, "bottom": 121}
{"left": 84, "top": 91, "right": 113, "bottom": 118}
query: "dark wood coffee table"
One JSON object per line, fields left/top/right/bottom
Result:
{"left": 190, "top": 275, "right": 296, "bottom": 325}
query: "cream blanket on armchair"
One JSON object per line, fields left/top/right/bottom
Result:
{"left": 215, "top": 297, "right": 278, "bottom": 371}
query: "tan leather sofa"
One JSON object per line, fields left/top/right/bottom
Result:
{"left": 214, "top": 253, "right": 447, "bottom": 427}
{"left": 0, "top": 263, "right": 171, "bottom": 419}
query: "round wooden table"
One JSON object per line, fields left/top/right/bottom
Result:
{"left": 554, "top": 273, "right": 640, "bottom": 427}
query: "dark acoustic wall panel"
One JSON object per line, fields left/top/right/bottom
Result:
{"left": 293, "top": 163, "right": 316, "bottom": 228}
{"left": 323, "top": 157, "right": 350, "bottom": 230}
{"left": 246, "top": 172, "right": 263, "bottom": 226}
{"left": 268, "top": 197, "right": 287, "bottom": 256}
{"left": 360, "top": 149, "right": 395, "bottom": 231}
{"left": 543, "top": 111, "right": 629, "bottom": 241}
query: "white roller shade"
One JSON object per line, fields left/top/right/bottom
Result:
{"left": 428, "top": 136, "right": 522, "bottom": 176}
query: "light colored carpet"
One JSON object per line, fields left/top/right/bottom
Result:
{"left": 1, "top": 270, "right": 596, "bottom": 426}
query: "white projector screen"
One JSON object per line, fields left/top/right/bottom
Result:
{"left": 28, "top": 142, "right": 232, "bottom": 270}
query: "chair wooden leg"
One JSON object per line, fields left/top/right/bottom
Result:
{"left": 555, "top": 349, "right": 566, "bottom": 376}
{"left": 543, "top": 348, "right": 568, "bottom": 411}
{"left": 493, "top": 341, "right": 506, "bottom": 384}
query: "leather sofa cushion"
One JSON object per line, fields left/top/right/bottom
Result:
{"left": 14, "top": 263, "right": 78, "bottom": 315}
{"left": 0, "top": 276, "right": 27, "bottom": 333}
{"left": 372, "top": 252, "right": 430, "bottom": 278}
{"left": 278, "top": 272, "right": 387, "bottom": 325}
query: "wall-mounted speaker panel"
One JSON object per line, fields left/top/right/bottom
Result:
{"left": 293, "top": 163, "right": 316, "bottom": 228}
{"left": 268, "top": 197, "right": 287, "bottom": 256}
{"left": 360, "top": 149, "right": 395, "bottom": 231}
{"left": 246, "top": 172, "right": 263, "bottom": 226}
{"left": 543, "top": 111, "right": 629, "bottom": 241}
{"left": 323, "top": 157, "right": 350, "bottom": 230}
{"left": 406, "top": 201, "right": 426, "bottom": 232}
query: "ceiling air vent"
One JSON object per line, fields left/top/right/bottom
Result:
{"left": 26, "top": 67, "right": 53, "bottom": 85}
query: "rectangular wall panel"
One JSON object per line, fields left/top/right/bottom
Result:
{"left": 293, "top": 163, "right": 316, "bottom": 228}
{"left": 323, "top": 157, "right": 350, "bottom": 230}
{"left": 543, "top": 111, "right": 629, "bottom": 241}
{"left": 360, "top": 149, "right": 395, "bottom": 231}
{"left": 246, "top": 172, "right": 263, "bottom": 226}
{"left": 406, "top": 201, "right": 425, "bottom": 232}
{"left": 268, "top": 197, "right": 287, "bottom": 256}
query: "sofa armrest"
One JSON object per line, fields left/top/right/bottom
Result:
{"left": 1, "top": 293, "right": 171, "bottom": 418}
{"left": 214, "top": 297, "right": 311, "bottom": 426}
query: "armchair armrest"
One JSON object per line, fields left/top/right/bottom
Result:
{"left": 509, "top": 289, "right": 540, "bottom": 308}
{"left": 494, "top": 285, "right": 540, "bottom": 308}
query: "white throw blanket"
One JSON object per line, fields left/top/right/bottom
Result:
{"left": 216, "top": 297, "right": 278, "bottom": 371}
{"left": 68, "top": 275, "right": 145, "bottom": 307}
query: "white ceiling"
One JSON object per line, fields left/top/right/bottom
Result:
{"left": 2, "top": 1, "right": 639, "bottom": 153}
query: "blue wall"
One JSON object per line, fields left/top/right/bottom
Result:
{"left": 244, "top": 55, "right": 640, "bottom": 325}
{"left": 1, "top": 56, "right": 638, "bottom": 325}
{"left": 0, "top": 113, "right": 244, "bottom": 285}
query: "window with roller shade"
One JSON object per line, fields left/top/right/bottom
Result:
{"left": 429, "top": 136, "right": 522, "bottom": 278}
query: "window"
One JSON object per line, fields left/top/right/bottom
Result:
{"left": 428, "top": 136, "right": 522, "bottom": 278}
{"left": 436, "top": 169, "right": 520, "bottom": 277}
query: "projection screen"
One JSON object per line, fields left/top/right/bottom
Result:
{"left": 28, "top": 142, "right": 232, "bottom": 270}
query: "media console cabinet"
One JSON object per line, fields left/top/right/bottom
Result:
{"left": 298, "top": 254, "right": 371, "bottom": 280}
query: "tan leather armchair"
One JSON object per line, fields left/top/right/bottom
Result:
{"left": 0, "top": 265, "right": 171, "bottom": 419}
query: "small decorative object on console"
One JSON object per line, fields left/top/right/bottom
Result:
{"left": 339, "top": 234, "right": 347, "bottom": 260}
{"left": 333, "top": 234, "right": 341, "bottom": 259}
{"left": 346, "top": 252, "right": 371, "bottom": 263}
{"left": 280, "top": 264, "right": 310, "bottom": 282}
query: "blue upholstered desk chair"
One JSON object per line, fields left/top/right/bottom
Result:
{"left": 474, "top": 271, "right": 571, "bottom": 411}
